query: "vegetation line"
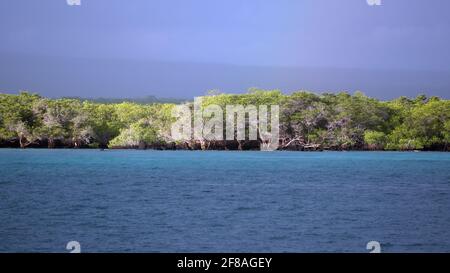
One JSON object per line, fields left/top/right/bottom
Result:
{"left": 0, "top": 90, "right": 449, "bottom": 151}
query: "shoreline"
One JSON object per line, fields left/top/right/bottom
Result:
{"left": 0, "top": 147, "right": 448, "bottom": 152}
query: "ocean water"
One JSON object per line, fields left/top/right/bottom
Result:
{"left": 0, "top": 149, "right": 449, "bottom": 253}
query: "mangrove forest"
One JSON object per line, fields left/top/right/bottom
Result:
{"left": 0, "top": 90, "right": 449, "bottom": 151}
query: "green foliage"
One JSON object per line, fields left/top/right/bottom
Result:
{"left": 364, "top": 131, "right": 387, "bottom": 149}
{"left": 0, "top": 92, "right": 42, "bottom": 147}
{"left": 82, "top": 102, "right": 122, "bottom": 148}
{"left": 0, "top": 90, "right": 449, "bottom": 150}
{"left": 109, "top": 103, "right": 175, "bottom": 148}
{"left": 383, "top": 98, "right": 450, "bottom": 150}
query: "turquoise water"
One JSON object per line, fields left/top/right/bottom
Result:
{"left": 0, "top": 149, "right": 449, "bottom": 252}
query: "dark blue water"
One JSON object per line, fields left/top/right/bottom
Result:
{"left": 0, "top": 149, "right": 449, "bottom": 252}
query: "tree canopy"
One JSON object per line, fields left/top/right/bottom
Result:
{"left": 0, "top": 91, "right": 448, "bottom": 150}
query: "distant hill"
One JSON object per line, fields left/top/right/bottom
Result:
{"left": 3, "top": 54, "right": 450, "bottom": 100}
{"left": 63, "top": 95, "right": 188, "bottom": 104}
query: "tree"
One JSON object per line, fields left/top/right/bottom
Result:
{"left": 83, "top": 102, "right": 121, "bottom": 148}
{"left": 0, "top": 91, "right": 448, "bottom": 151}
{"left": 364, "top": 130, "right": 387, "bottom": 150}
{"left": 109, "top": 103, "right": 175, "bottom": 149}
{"left": 0, "top": 92, "right": 41, "bottom": 147}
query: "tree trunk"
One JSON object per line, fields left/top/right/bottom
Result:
{"left": 200, "top": 139, "right": 206, "bottom": 150}
{"left": 19, "top": 135, "right": 26, "bottom": 148}
{"left": 237, "top": 140, "right": 243, "bottom": 150}
{"left": 48, "top": 138, "right": 55, "bottom": 148}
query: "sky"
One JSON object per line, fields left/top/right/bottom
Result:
{"left": 1, "top": 0, "right": 449, "bottom": 99}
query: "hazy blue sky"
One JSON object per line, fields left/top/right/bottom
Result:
{"left": 1, "top": 0, "right": 449, "bottom": 99}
